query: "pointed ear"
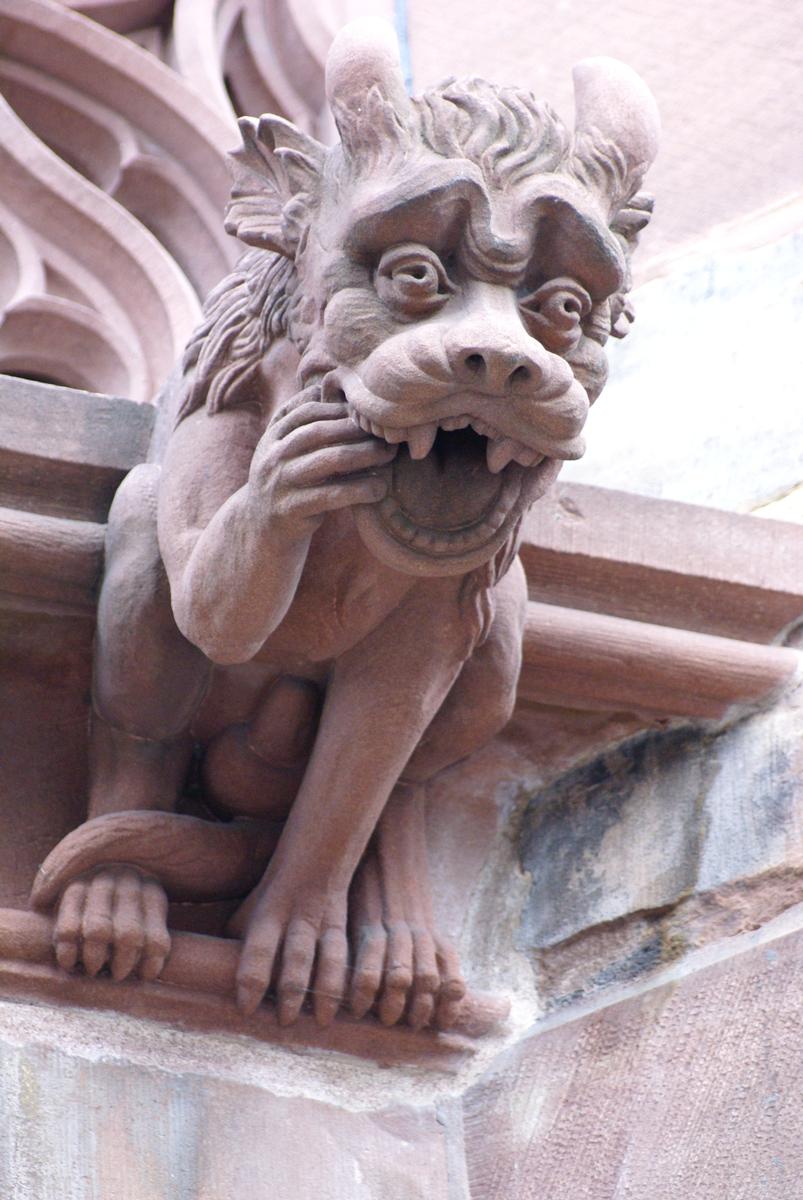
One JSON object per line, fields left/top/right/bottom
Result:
{"left": 224, "top": 115, "right": 326, "bottom": 256}
{"left": 569, "top": 57, "right": 659, "bottom": 216}
{"left": 325, "top": 18, "right": 414, "bottom": 167}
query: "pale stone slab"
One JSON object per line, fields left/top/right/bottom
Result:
{"left": 0, "top": 1036, "right": 452, "bottom": 1200}
{"left": 464, "top": 923, "right": 803, "bottom": 1199}
{"left": 561, "top": 232, "right": 803, "bottom": 511}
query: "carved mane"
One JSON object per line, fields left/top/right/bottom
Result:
{"left": 415, "top": 78, "right": 570, "bottom": 185}
{"left": 177, "top": 249, "right": 295, "bottom": 421}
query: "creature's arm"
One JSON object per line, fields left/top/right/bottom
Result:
{"left": 229, "top": 577, "right": 478, "bottom": 1020}
{"left": 158, "top": 392, "right": 395, "bottom": 663}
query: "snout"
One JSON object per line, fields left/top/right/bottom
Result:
{"left": 448, "top": 339, "right": 544, "bottom": 394}
{"left": 443, "top": 282, "right": 562, "bottom": 397}
{"left": 444, "top": 282, "right": 573, "bottom": 398}
{"left": 335, "top": 277, "right": 588, "bottom": 461}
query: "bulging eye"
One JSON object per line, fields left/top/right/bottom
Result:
{"left": 519, "top": 277, "right": 592, "bottom": 352}
{"left": 375, "top": 244, "right": 454, "bottom": 316}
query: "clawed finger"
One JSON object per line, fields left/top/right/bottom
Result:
{"left": 269, "top": 395, "right": 346, "bottom": 439}
{"left": 282, "top": 415, "right": 373, "bottom": 458}
{"left": 110, "top": 869, "right": 145, "bottom": 981}
{"left": 81, "top": 872, "right": 116, "bottom": 977}
{"left": 54, "top": 879, "right": 87, "bottom": 971}
{"left": 436, "top": 939, "right": 466, "bottom": 1003}
{"left": 291, "top": 478, "right": 389, "bottom": 521}
{"left": 313, "top": 928, "right": 349, "bottom": 1027}
{"left": 236, "top": 920, "right": 281, "bottom": 1016}
{"left": 348, "top": 924, "right": 386, "bottom": 1019}
{"left": 139, "top": 878, "right": 171, "bottom": 982}
{"left": 408, "top": 990, "right": 436, "bottom": 1031}
{"left": 408, "top": 930, "right": 439, "bottom": 1031}
{"left": 276, "top": 919, "right": 317, "bottom": 1026}
{"left": 434, "top": 939, "right": 466, "bottom": 1030}
{"left": 288, "top": 438, "right": 397, "bottom": 487}
{"left": 378, "top": 923, "right": 413, "bottom": 1026}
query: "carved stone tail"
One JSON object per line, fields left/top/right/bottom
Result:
{"left": 30, "top": 812, "right": 281, "bottom": 910}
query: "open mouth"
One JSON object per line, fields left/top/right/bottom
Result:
{"left": 350, "top": 409, "right": 545, "bottom": 473}
{"left": 348, "top": 404, "right": 555, "bottom": 560}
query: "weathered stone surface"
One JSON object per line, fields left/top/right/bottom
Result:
{"left": 464, "top": 920, "right": 803, "bottom": 1199}
{"left": 519, "top": 725, "right": 714, "bottom": 948}
{"left": 0, "top": 1021, "right": 453, "bottom": 1199}
{"left": 518, "top": 683, "right": 803, "bottom": 1004}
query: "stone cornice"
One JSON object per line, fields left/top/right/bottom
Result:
{"left": 2, "top": 375, "right": 801, "bottom": 720}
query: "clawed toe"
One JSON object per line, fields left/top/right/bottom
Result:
{"left": 52, "top": 868, "right": 170, "bottom": 983}
{"left": 349, "top": 920, "right": 465, "bottom": 1031}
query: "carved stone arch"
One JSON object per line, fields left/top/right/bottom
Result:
{"left": 0, "top": 0, "right": 243, "bottom": 397}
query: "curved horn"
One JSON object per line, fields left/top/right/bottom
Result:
{"left": 572, "top": 57, "right": 659, "bottom": 200}
{"left": 325, "top": 18, "right": 414, "bottom": 163}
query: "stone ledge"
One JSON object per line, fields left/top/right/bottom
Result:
{"left": 0, "top": 909, "right": 508, "bottom": 1068}
{"left": 522, "top": 480, "right": 803, "bottom": 642}
{"left": 0, "top": 374, "right": 153, "bottom": 521}
{"left": 521, "top": 601, "right": 799, "bottom": 719}
{"left": 0, "top": 505, "right": 104, "bottom": 613}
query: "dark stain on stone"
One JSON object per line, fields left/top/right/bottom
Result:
{"left": 588, "top": 933, "right": 663, "bottom": 989}
{"left": 750, "top": 741, "right": 795, "bottom": 838}
{"left": 517, "top": 726, "right": 707, "bottom": 949}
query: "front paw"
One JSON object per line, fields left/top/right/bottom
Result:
{"left": 234, "top": 891, "right": 348, "bottom": 1026}
{"left": 249, "top": 391, "right": 396, "bottom": 535}
{"left": 53, "top": 866, "right": 170, "bottom": 982}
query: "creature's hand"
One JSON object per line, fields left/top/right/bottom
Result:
{"left": 53, "top": 866, "right": 170, "bottom": 982}
{"left": 232, "top": 879, "right": 349, "bottom": 1026}
{"left": 249, "top": 388, "right": 396, "bottom": 537}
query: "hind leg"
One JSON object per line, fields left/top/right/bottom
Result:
{"left": 52, "top": 463, "right": 212, "bottom": 981}
{"left": 348, "top": 560, "right": 527, "bottom": 1028}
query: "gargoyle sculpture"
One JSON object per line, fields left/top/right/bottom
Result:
{"left": 31, "top": 20, "right": 658, "bottom": 1030}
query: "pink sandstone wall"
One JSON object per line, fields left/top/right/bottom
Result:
{"left": 408, "top": 0, "right": 803, "bottom": 273}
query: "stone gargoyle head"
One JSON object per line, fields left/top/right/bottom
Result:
{"left": 193, "top": 18, "right": 659, "bottom": 576}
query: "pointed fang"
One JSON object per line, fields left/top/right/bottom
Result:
{"left": 486, "top": 439, "right": 519, "bottom": 474}
{"left": 407, "top": 424, "right": 438, "bottom": 460}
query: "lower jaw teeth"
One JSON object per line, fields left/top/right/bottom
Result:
{"left": 377, "top": 474, "right": 522, "bottom": 552}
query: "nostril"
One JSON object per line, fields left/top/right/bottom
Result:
{"left": 508, "top": 364, "right": 532, "bottom": 387}
{"left": 464, "top": 353, "right": 485, "bottom": 375}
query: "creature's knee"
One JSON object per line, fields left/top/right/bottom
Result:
{"left": 464, "top": 658, "right": 519, "bottom": 744}
{"left": 94, "top": 462, "right": 209, "bottom": 732}
{"left": 104, "top": 463, "right": 161, "bottom": 567}
{"left": 98, "top": 463, "right": 173, "bottom": 621}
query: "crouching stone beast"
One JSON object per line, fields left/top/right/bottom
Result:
{"left": 31, "top": 19, "right": 658, "bottom": 1030}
